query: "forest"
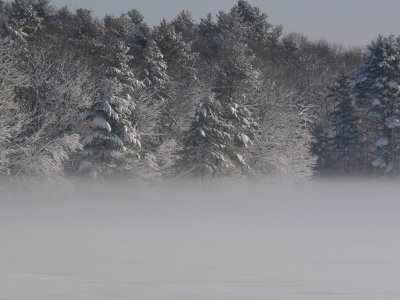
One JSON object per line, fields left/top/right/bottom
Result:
{"left": 1, "top": 0, "right": 398, "bottom": 181}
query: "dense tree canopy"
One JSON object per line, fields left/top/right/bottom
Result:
{"left": 7, "top": 0, "right": 398, "bottom": 181}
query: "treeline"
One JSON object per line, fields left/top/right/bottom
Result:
{"left": 315, "top": 35, "right": 400, "bottom": 176}
{"left": 0, "top": 0, "right": 371, "bottom": 180}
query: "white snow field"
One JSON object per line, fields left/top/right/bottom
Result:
{"left": 1, "top": 181, "right": 400, "bottom": 300}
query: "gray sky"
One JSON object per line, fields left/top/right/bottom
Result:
{"left": 50, "top": 0, "right": 400, "bottom": 47}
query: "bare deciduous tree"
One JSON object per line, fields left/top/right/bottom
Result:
{"left": 12, "top": 45, "right": 95, "bottom": 177}
{"left": 0, "top": 38, "right": 29, "bottom": 176}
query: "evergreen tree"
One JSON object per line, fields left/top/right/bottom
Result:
{"left": 153, "top": 20, "right": 198, "bottom": 88}
{"left": 178, "top": 92, "right": 257, "bottom": 177}
{"left": 8, "top": 0, "right": 44, "bottom": 37}
{"left": 233, "top": 0, "right": 276, "bottom": 46}
{"left": 354, "top": 35, "right": 400, "bottom": 175}
{"left": 171, "top": 10, "right": 197, "bottom": 43}
{"left": 201, "top": 11, "right": 261, "bottom": 174}
{"left": 214, "top": 8, "right": 261, "bottom": 103}
{"left": 197, "top": 13, "right": 219, "bottom": 60}
{"left": 32, "top": 0, "right": 52, "bottom": 19}
{"left": 142, "top": 39, "right": 169, "bottom": 102}
{"left": 213, "top": 34, "right": 260, "bottom": 104}
{"left": 103, "top": 12, "right": 149, "bottom": 49}
{"left": 81, "top": 23, "right": 143, "bottom": 177}
{"left": 153, "top": 20, "right": 199, "bottom": 134}
{"left": 328, "top": 75, "right": 361, "bottom": 174}
{"left": 140, "top": 39, "right": 169, "bottom": 152}
{"left": 69, "top": 9, "right": 104, "bottom": 67}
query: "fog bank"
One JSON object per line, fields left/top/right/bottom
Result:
{"left": 1, "top": 181, "right": 400, "bottom": 299}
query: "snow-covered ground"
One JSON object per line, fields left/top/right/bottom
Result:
{"left": 1, "top": 181, "right": 400, "bottom": 300}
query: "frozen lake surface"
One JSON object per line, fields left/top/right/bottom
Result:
{"left": 1, "top": 181, "right": 400, "bottom": 300}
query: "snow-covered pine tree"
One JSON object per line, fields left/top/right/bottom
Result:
{"left": 178, "top": 11, "right": 262, "bottom": 179}
{"left": 145, "top": 20, "right": 199, "bottom": 178}
{"left": 197, "top": 13, "right": 219, "bottom": 60}
{"left": 214, "top": 7, "right": 262, "bottom": 103}
{"left": 143, "top": 39, "right": 169, "bottom": 102}
{"left": 31, "top": 0, "right": 52, "bottom": 20}
{"left": 154, "top": 20, "right": 198, "bottom": 84}
{"left": 131, "top": 39, "right": 171, "bottom": 177}
{"left": 328, "top": 74, "right": 361, "bottom": 174}
{"left": 171, "top": 10, "right": 197, "bottom": 43}
{"left": 81, "top": 34, "right": 143, "bottom": 178}
{"left": 153, "top": 19, "right": 199, "bottom": 129}
{"left": 65, "top": 9, "right": 104, "bottom": 69}
{"left": 178, "top": 92, "right": 257, "bottom": 177}
{"left": 202, "top": 10, "right": 261, "bottom": 175}
{"left": 354, "top": 35, "right": 400, "bottom": 175}
{"left": 7, "top": 0, "right": 44, "bottom": 38}
{"left": 233, "top": 0, "right": 276, "bottom": 47}
{"left": 124, "top": 9, "right": 150, "bottom": 50}
{"left": 214, "top": 36, "right": 260, "bottom": 105}
{"left": 140, "top": 38, "right": 169, "bottom": 150}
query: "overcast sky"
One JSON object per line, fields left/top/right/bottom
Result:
{"left": 50, "top": 0, "right": 400, "bottom": 47}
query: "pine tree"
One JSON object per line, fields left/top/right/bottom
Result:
{"left": 214, "top": 35, "right": 260, "bottom": 104}
{"left": 139, "top": 39, "right": 169, "bottom": 156}
{"left": 197, "top": 13, "right": 219, "bottom": 59}
{"left": 125, "top": 9, "right": 150, "bottom": 49}
{"left": 328, "top": 75, "right": 361, "bottom": 174}
{"left": 32, "top": 0, "right": 52, "bottom": 19}
{"left": 233, "top": 0, "right": 275, "bottom": 46}
{"left": 103, "top": 13, "right": 147, "bottom": 48}
{"left": 8, "top": 0, "right": 44, "bottom": 37}
{"left": 171, "top": 10, "right": 197, "bottom": 43}
{"left": 153, "top": 20, "right": 199, "bottom": 135}
{"left": 142, "top": 39, "right": 169, "bottom": 102}
{"left": 202, "top": 10, "right": 261, "bottom": 173}
{"left": 141, "top": 39, "right": 169, "bottom": 148}
{"left": 68, "top": 9, "right": 104, "bottom": 67}
{"left": 214, "top": 7, "right": 262, "bottom": 103}
{"left": 178, "top": 92, "right": 257, "bottom": 177}
{"left": 153, "top": 20, "right": 198, "bottom": 85}
{"left": 354, "top": 35, "right": 400, "bottom": 175}
{"left": 81, "top": 23, "right": 143, "bottom": 178}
